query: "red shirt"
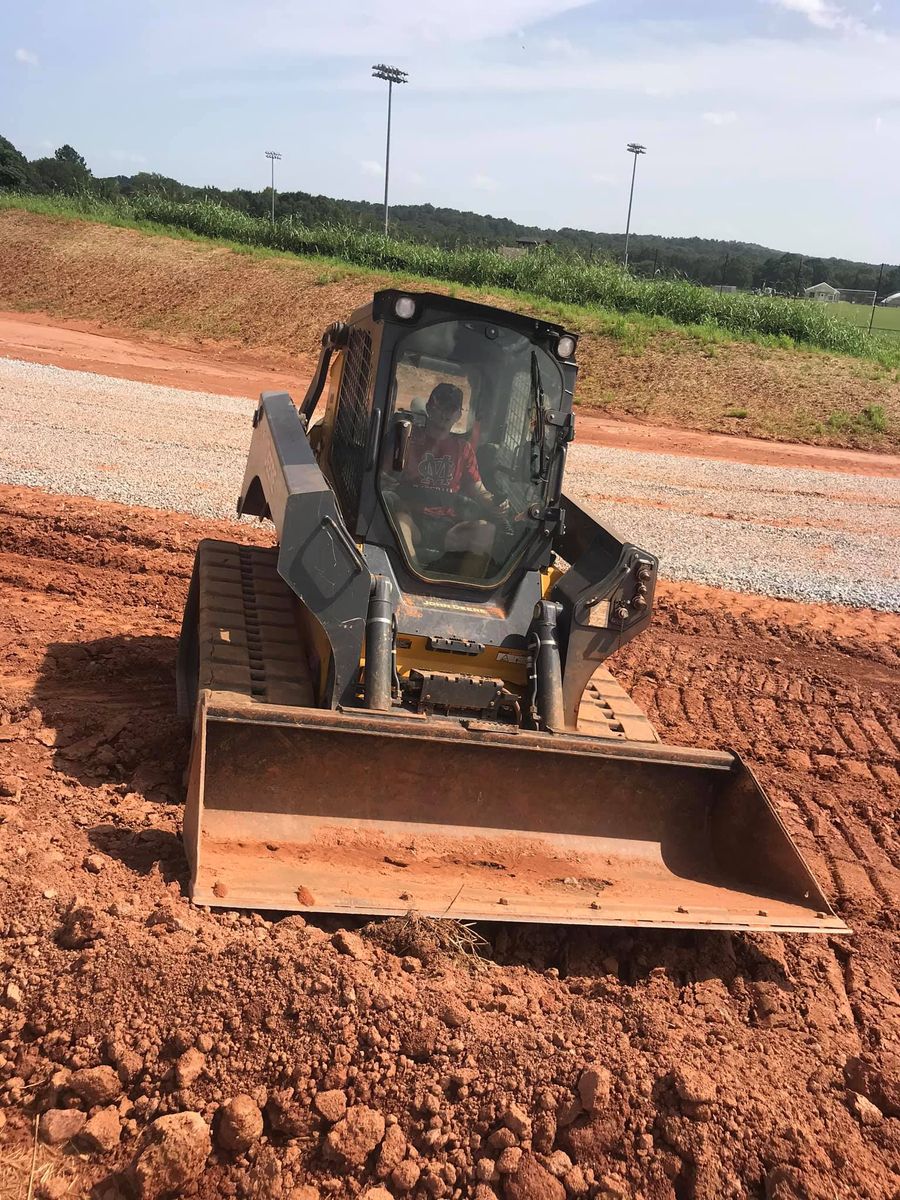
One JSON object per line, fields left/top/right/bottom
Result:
{"left": 403, "top": 429, "right": 482, "bottom": 518}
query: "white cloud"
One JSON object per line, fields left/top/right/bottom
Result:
{"left": 14, "top": 48, "right": 39, "bottom": 66}
{"left": 703, "top": 111, "right": 738, "bottom": 126}
{"left": 166, "top": 0, "right": 593, "bottom": 62}
{"left": 360, "top": 159, "right": 382, "bottom": 178}
{"left": 472, "top": 173, "right": 498, "bottom": 192}
{"left": 544, "top": 36, "right": 580, "bottom": 57}
{"left": 397, "top": 30, "right": 898, "bottom": 101}
{"left": 763, "top": 0, "right": 868, "bottom": 34}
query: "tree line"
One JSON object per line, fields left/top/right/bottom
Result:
{"left": 2, "top": 133, "right": 897, "bottom": 298}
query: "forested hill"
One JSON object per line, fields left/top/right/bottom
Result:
{"left": 1, "top": 132, "right": 897, "bottom": 295}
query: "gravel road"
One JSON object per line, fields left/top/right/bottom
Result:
{"left": 2, "top": 357, "right": 898, "bottom": 609}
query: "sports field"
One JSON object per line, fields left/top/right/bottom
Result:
{"left": 826, "top": 297, "right": 900, "bottom": 338}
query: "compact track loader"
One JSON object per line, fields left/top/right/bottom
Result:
{"left": 177, "top": 289, "right": 845, "bottom": 933}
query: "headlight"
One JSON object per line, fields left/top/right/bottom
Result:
{"left": 556, "top": 334, "right": 576, "bottom": 359}
{"left": 394, "top": 296, "right": 416, "bottom": 320}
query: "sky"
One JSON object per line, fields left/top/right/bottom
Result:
{"left": 3, "top": 0, "right": 899, "bottom": 263}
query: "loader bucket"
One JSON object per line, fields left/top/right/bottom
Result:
{"left": 183, "top": 693, "right": 847, "bottom": 933}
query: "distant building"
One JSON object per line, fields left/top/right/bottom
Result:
{"left": 804, "top": 282, "right": 839, "bottom": 302}
{"left": 499, "top": 237, "right": 551, "bottom": 260}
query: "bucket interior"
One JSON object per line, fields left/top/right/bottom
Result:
{"left": 183, "top": 703, "right": 845, "bottom": 933}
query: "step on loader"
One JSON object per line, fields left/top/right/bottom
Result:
{"left": 177, "top": 289, "right": 846, "bottom": 933}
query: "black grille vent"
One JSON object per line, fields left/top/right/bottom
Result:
{"left": 331, "top": 327, "right": 373, "bottom": 520}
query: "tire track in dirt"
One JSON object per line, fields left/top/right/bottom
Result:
{"left": 611, "top": 604, "right": 900, "bottom": 930}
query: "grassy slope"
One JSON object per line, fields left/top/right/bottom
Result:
{"left": 6, "top": 191, "right": 900, "bottom": 369}
{"left": 0, "top": 203, "right": 898, "bottom": 452}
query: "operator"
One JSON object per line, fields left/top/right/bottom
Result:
{"left": 392, "top": 382, "right": 509, "bottom": 561}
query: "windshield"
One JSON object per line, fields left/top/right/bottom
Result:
{"left": 379, "top": 318, "right": 565, "bottom": 587}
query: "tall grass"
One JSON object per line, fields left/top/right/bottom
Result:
{"left": 4, "top": 191, "right": 896, "bottom": 365}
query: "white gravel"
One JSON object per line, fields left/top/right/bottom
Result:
{"left": 1, "top": 357, "right": 898, "bottom": 611}
{"left": 566, "top": 446, "right": 900, "bottom": 610}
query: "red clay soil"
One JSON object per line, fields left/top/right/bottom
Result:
{"left": 2, "top": 310, "right": 897, "bottom": 481}
{"left": 575, "top": 413, "right": 900, "bottom": 479}
{"left": 0, "top": 310, "right": 309, "bottom": 401}
{"left": 0, "top": 484, "right": 899, "bottom": 1199}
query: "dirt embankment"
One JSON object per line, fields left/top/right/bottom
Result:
{"left": 1, "top": 208, "right": 898, "bottom": 453}
{"left": 0, "top": 484, "right": 899, "bottom": 1198}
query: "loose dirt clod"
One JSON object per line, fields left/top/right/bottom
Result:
{"left": 389, "top": 1158, "right": 421, "bottom": 1191}
{"left": 504, "top": 1153, "right": 566, "bottom": 1200}
{"left": 324, "top": 1106, "right": 386, "bottom": 1168}
{"left": 332, "top": 929, "right": 372, "bottom": 962}
{"left": 215, "top": 1095, "right": 264, "bottom": 1152}
{"left": 67, "top": 1066, "right": 121, "bottom": 1108}
{"left": 671, "top": 1064, "right": 717, "bottom": 1106}
{"left": 3, "top": 981, "right": 23, "bottom": 1010}
{"left": 174, "top": 1046, "right": 205, "bottom": 1089}
{"left": 577, "top": 1064, "right": 611, "bottom": 1113}
{"left": 848, "top": 1091, "right": 884, "bottom": 1126}
{"left": 844, "top": 1054, "right": 900, "bottom": 1116}
{"left": 130, "top": 1112, "right": 211, "bottom": 1199}
{"left": 39, "top": 1109, "right": 86, "bottom": 1147}
{"left": 79, "top": 1106, "right": 121, "bottom": 1153}
{"left": 0, "top": 774, "right": 21, "bottom": 799}
{"left": 375, "top": 1124, "right": 406, "bottom": 1179}
{"left": 313, "top": 1089, "right": 348, "bottom": 1124}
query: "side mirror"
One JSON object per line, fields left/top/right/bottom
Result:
{"left": 393, "top": 419, "right": 412, "bottom": 471}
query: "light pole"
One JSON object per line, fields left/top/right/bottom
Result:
{"left": 623, "top": 142, "right": 646, "bottom": 271}
{"left": 372, "top": 63, "right": 408, "bottom": 235}
{"left": 265, "top": 150, "right": 281, "bottom": 224}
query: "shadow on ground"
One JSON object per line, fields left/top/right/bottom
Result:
{"left": 32, "top": 633, "right": 188, "bottom": 796}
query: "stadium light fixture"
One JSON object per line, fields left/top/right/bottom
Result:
{"left": 372, "top": 64, "right": 409, "bottom": 235}
{"left": 623, "top": 142, "right": 646, "bottom": 271}
{"left": 265, "top": 150, "right": 282, "bottom": 224}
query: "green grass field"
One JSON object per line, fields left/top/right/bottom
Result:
{"left": 823, "top": 299, "right": 900, "bottom": 339}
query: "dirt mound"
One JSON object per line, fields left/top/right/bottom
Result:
{"left": 0, "top": 484, "right": 899, "bottom": 1198}
{"left": 1, "top": 207, "right": 898, "bottom": 453}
